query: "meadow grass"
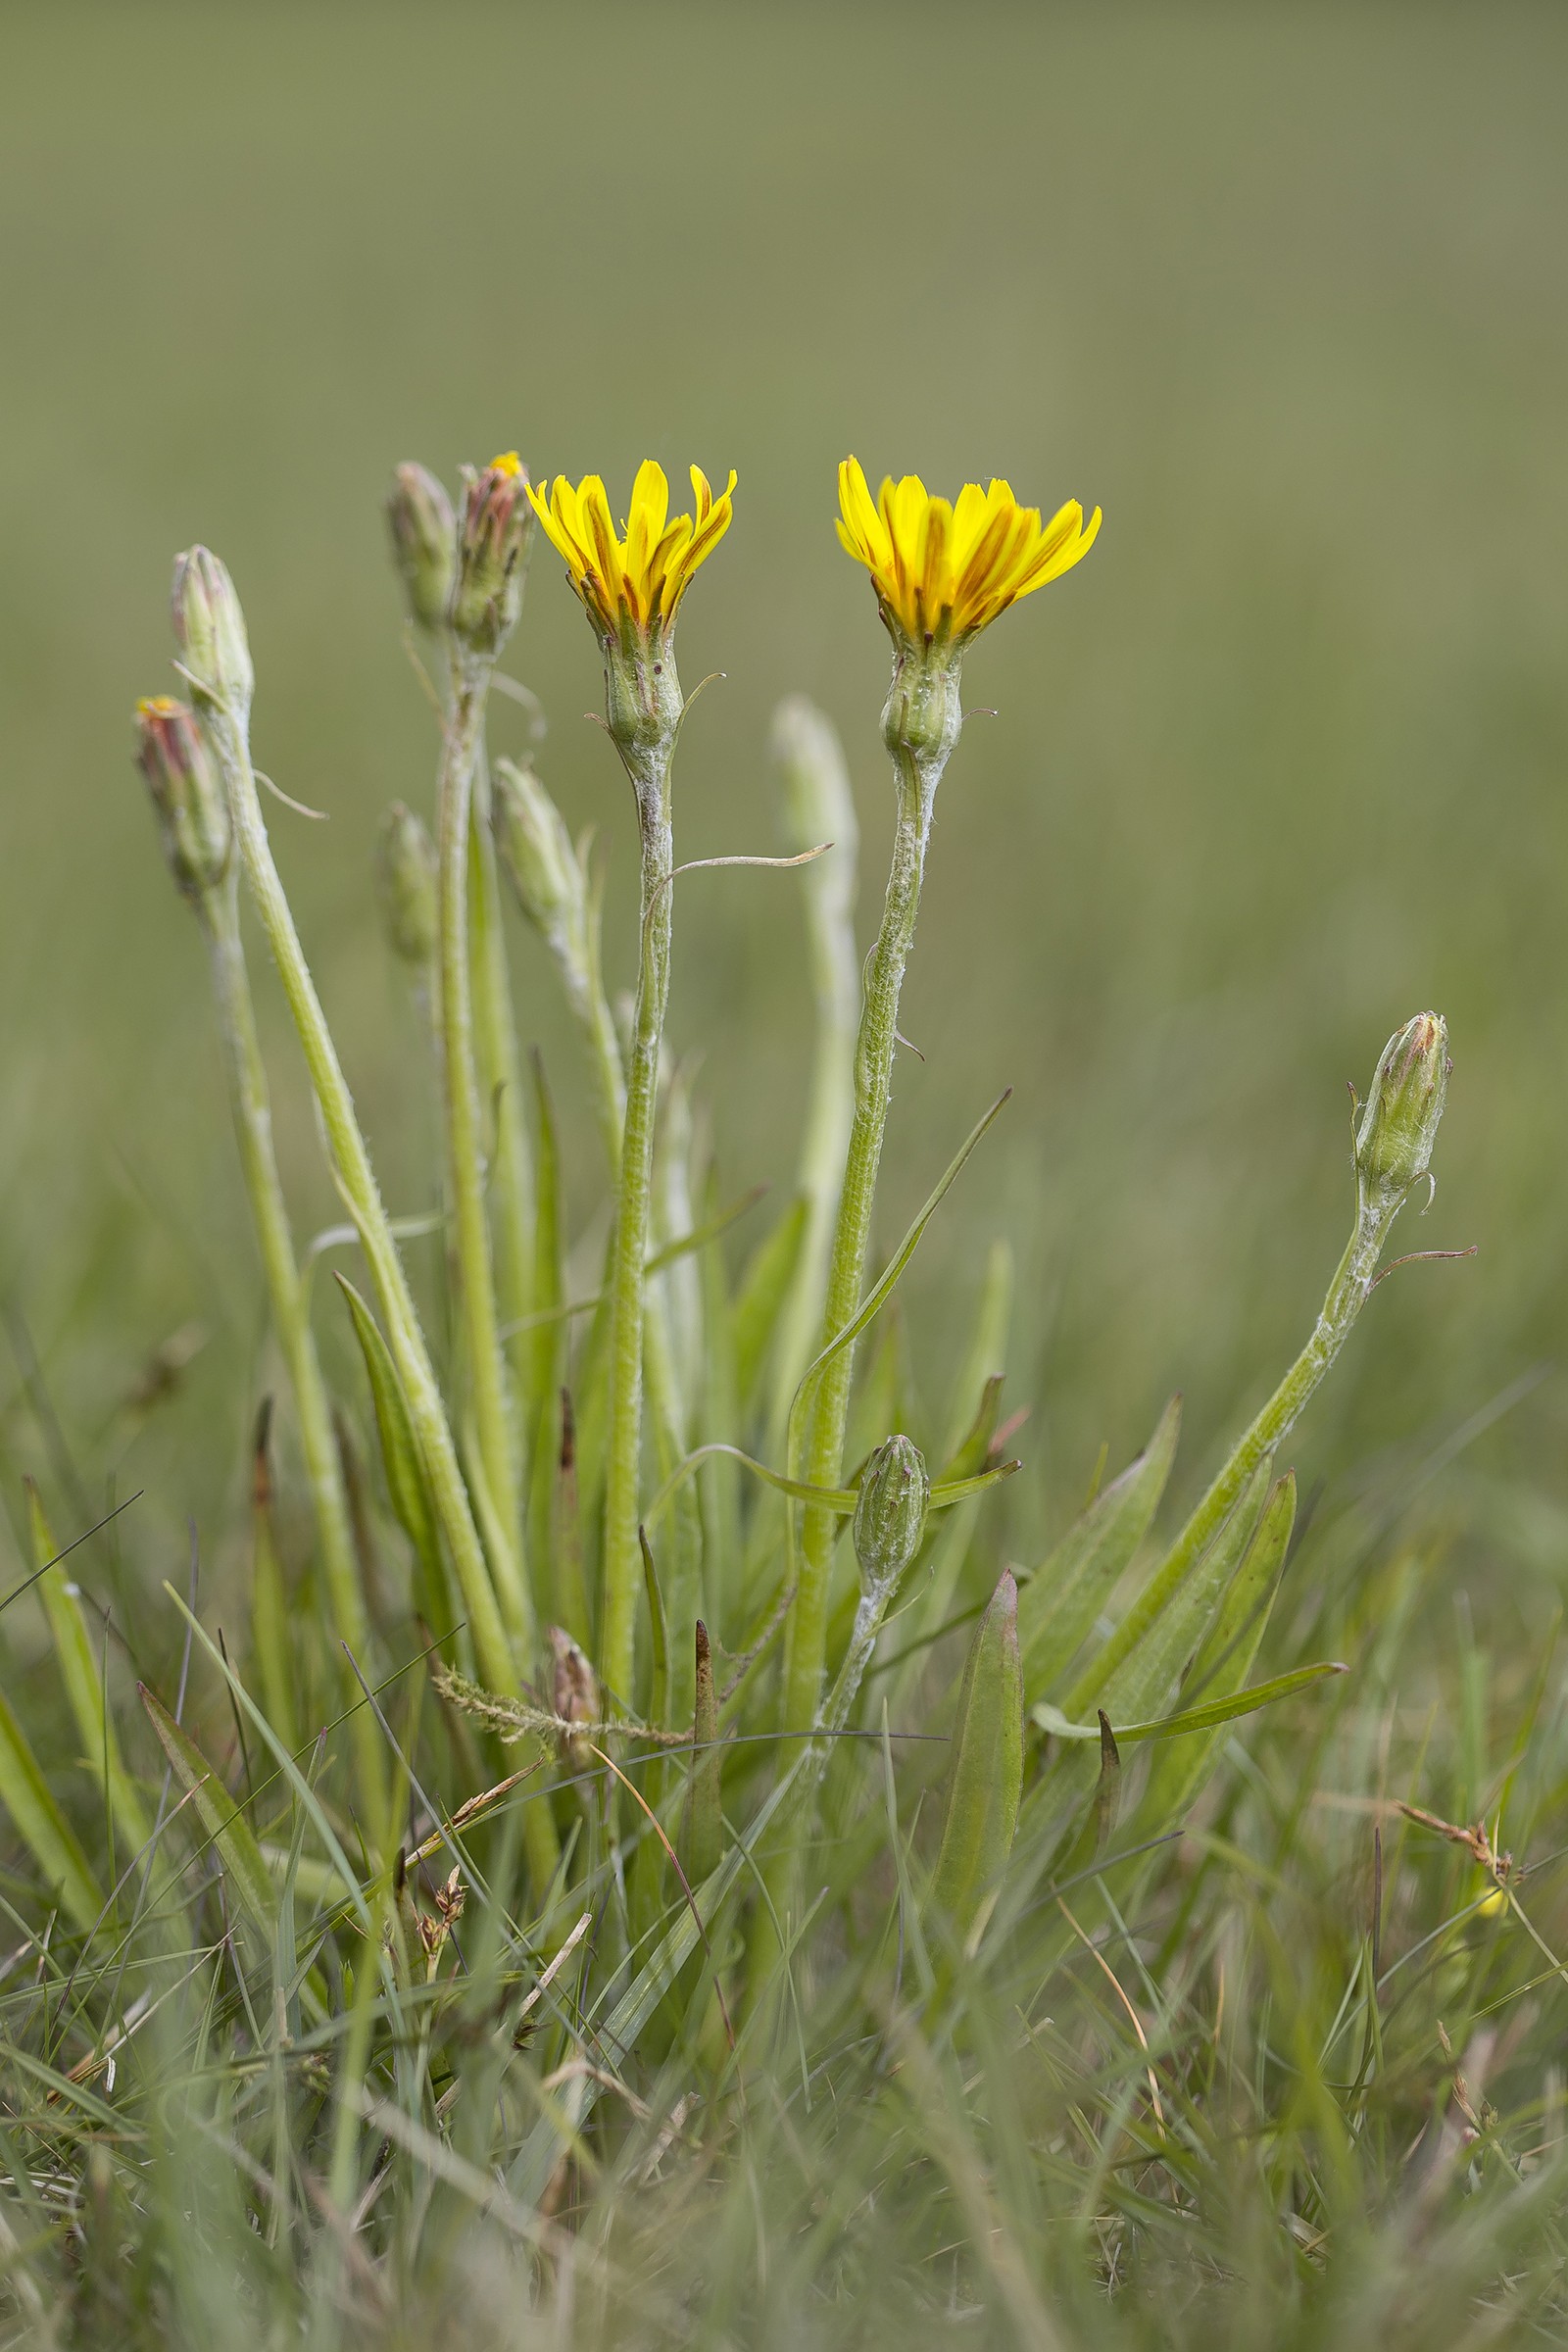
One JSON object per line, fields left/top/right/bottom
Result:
{"left": 1, "top": 8, "right": 1566, "bottom": 2345}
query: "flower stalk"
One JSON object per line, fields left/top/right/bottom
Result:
{"left": 783, "top": 460, "right": 1100, "bottom": 1730}
{"left": 1060, "top": 1011, "right": 1452, "bottom": 1723}
{"left": 135, "top": 696, "right": 385, "bottom": 1811}
{"left": 528, "top": 462, "right": 735, "bottom": 1706}
{"left": 434, "top": 456, "right": 535, "bottom": 1644}
{"left": 169, "top": 552, "right": 522, "bottom": 1706}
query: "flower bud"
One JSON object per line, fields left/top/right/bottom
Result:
{"left": 852, "top": 1434, "right": 930, "bottom": 1594}
{"left": 170, "top": 546, "right": 254, "bottom": 717}
{"left": 493, "top": 756, "right": 584, "bottom": 955}
{"left": 385, "top": 463, "right": 456, "bottom": 635}
{"left": 1354, "top": 1011, "right": 1450, "bottom": 1196}
{"left": 134, "top": 695, "right": 231, "bottom": 903}
{"left": 375, "top": 803, "right": 438, "bottom": 968}
{"left": 449, "top": 451, "right": 532, "bottom": 658}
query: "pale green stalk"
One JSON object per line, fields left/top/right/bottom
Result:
{"left": 201, "top": 698, "right": 516, "bottom": 1701}
{"left": 768, "top": 698, "right": 860, "bottom": 1453}
{"left": 602, "top": 736, "right": 674, "bottom": 1706}
{"left": 436, "top": 659, "right": 530, "bottom": 1645}
{"left": 198, "top": 877, "right": 386, "bottom": 1813}
{"left": 784, "top": 650, "right": 962, "bottom": 1729}
{"left": 1060, "top": 1172, "right": 1409, "bottom": 1723}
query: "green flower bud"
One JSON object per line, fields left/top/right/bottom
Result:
{"left": 1355, "top": 1011, "right": 1450, "bottom": 1195}
{"left": 134, "top": 695, "right": 231, "bottom": 903}
{"left": 450, "top": 451, "right": 532, "bottom": 659}
{"left": 170, "top": 545, "right": 254, "bottom": 718}
{"left": 493, "top": 756, "right": 584, "bottom": 957}
{"left": 374, "top": 802, "right": 437, "bottom": 968}
{"left": 852, "top": 1434, "right": 930, "bottom": 1593}
{"left": 385, "top": 462, "right": 456, "bottom": 635}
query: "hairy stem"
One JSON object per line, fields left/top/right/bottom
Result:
{"left": 602, "top": 760, "right": 673, "bottom": 1706}
{"left": 785, "top": 743, "right": 939, "bottom": 1729}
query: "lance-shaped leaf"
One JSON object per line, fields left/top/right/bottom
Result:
{"left": 1018, "top": 1395, "right": 1182, "bottom": 1700}
{"left": 1132, "top": 1473, "right": 1305, "bottom": 1831}
{"left": 683, "top": 1619, "right": 722, "bottom": 1885}
{"left": 0, "top": 1690, "right": 103, "bottom": 1934}
{"left": 247, "top": 1402, "right": 300, "bottom": 1757}
{"left": 335, "top": 1273, "right": 444, "bottom": 1618}
{"left": 139, "top": 1682, "right": 277, "bottom": 1933}
{"left": 25, "top": 1480, "right": 149, "bottom": 1857}
{"left": 927, "top": 1570, "right": 1024, "bottom": 1947}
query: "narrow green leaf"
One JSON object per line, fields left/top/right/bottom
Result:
{"left": 732, "top": 1195, "right": 808, "bottom": 1409}
{"left": 248, "top": 1402, "right": 301, "bottom": 1758}
{"left": 937, "top": 1373, "right": 1004, "bottom": 1488}
{"left": 1094, "top": 1711, "right": 1122, "bottom": 1853}
{"left": 1018, "top": 1394, "right": 1183, "bottom": 1699}
{"left": 25, "top": 1479, "right": 150, "bottom": 1856}
{"left": 928, "top": 1569, "right": 1024, "bottom": 1947}
{"left": 684, "top": 1619, "right": 722, "bottom": 1884}
{"left": 640, "top": 1527, "right": 670, "bottom": 1735}
{"left": 1033, "top": 1660, "right": 1347, "bottom": 1745}
{"left": 138, "top": 1682, "right": 277, "bottom": 1933}
{"left": 0, "top": 1690, "right": 103, "bottom": 1934}
{"left": 335, "top": 1274, "right": 444, "bottom": 1618}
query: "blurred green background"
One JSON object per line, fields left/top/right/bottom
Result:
{"left": 1, "top": 2, "right": 1564, "bottom": 1601}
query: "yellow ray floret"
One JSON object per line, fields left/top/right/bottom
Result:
{"left": 836, "top": 458, "right": 1100, "bottom": 646}
{"left": 528, "top": 461, "right": 736, "bottom": 639}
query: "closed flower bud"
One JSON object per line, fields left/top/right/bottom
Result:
{"left": 1355, "top": 1011, "right": 1450, "bottom": 1196}
{"left": 385, "top": 462, "right": 456, "bottom": 635}
{"left": 134, "top": 695, "right": 231, "bottom": 903}
{"left": 450, "top": 451, "right": 532, "bottom": 658}
{"left": 375, "top": 802, "right": 438, "bottom": 968}
{"left": 493, "top": 755, "right": 583, "bottom": 953}
{"left": 170, "top": 545, "right": 254, "bottom": 717}
{"left": 853, "top": 1434, "right": 929, "bottom": 1594}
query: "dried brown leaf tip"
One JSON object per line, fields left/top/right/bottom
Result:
{"left": 549, "top": 1626, "right": 600, "bottom": 1768}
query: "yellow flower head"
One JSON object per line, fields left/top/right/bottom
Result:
{"left": 528, "top": 461, "right": 736, "bottom": 643}
{"left": 836, "top": 459, "right": 1100, "bottom": 649}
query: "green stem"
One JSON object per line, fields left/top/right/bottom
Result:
{"left": 785, "top": 677, "right": 954, "bottom": 1729}
{"left": 770, "top": 812, "right": 859, "bottom": 1456}
{"left": 602, "top": 759, "right": 673, "bottom": 1706}
{"left": 437, "top": 662, "right": 530, "bottom": 1648}
{"left": 204, "top": 700, "right": 518, "bottom": 1704}
{"left": 199, "top": 882, "right": 385, "bottom": 1814}
{"left": 1061, "top": 1179, "right": 1408, "bottom": 1722}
